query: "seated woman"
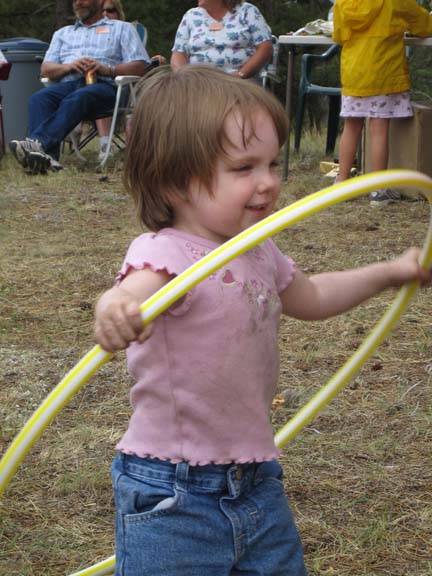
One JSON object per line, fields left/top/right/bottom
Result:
{"left": 96, "top": 0, "right": 165, "bottom": 160}
{"left": 171, "top": 0, "right": 273, "bottom": 81}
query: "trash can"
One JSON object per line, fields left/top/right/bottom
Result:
{"left": 0, "top": 38, "right": 49, "bottom": 143}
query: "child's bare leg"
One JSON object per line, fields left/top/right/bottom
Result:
{"left": 369, "top": 117, "right": 390, "bottom": 172}
{"left": 337, "top": 117, "right": 364, "bottom": 182}
{"left": 368, "top": 117, "right": 401, "bottom": 205}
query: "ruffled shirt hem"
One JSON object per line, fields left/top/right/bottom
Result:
{"left": 116, "top": 447, "right": 281, "bottom": 466}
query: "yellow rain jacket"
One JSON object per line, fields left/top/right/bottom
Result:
{"left": 333, "top": 0, "right": 432, "bottom": 96}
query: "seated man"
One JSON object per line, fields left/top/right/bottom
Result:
{"left": 9, "top": 0, "right": 150, "bottom": 174}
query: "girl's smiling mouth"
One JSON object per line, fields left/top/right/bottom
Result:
{"left": 246, "top": 203, "right": 269, "bottom": 212}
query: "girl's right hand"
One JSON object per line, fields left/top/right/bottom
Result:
{"left": 94, "top": 286, "right": 152, "bottom": 352}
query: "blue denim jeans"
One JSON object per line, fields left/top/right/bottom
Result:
{"left": 27, "top": 79, "right": 116, "bottom": 158}
{"left": 112, "top": 453, "right": 307, "bottom": 576}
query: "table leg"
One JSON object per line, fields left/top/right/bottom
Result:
{"left": 282, "top": 48, "right": 294, "bottom": 181}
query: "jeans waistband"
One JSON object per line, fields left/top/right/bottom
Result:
{"left": 118, "top": 453, "right": 280, "bottom": 494}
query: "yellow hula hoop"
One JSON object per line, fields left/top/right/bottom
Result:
{"left": 1, "top": 170, "right": 432, "bottom": 576}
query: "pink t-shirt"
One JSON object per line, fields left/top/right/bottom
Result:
{"left": 116, "top": 228, "right": 296, "bottom": 465}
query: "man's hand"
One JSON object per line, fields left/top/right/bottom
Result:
{"left": 68, "top": 57, "right": 98, "bottom": 74}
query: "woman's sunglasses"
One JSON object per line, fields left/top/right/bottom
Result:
{"left": 103, "top": 7, "right": 117, "bottom": 13}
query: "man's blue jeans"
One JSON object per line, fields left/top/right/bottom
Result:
{"left": 112, "top": 453, "right": 308, "bottom": 575}
{"left": 28, "top": 79, "right": 116, "bottom": 159}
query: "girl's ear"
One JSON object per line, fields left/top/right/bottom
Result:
{"left": 188, "top": 175, "right": 214, "bottom": 199}
{"left": 168, "top": 176, "right": 209, "bottom": 207}
{"left": 166, "top": 187, "right": 189, "bottom": 208}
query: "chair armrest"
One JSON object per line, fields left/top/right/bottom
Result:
{"left": 261, "top": 69, "right": 281, "bottom": 85}
{"left": 114, "top": 75, "right": 141, "bottom": 87}
{"left": 114, "top": 75, "right": 141, "bottom": 110}
{"left": 303, "top": 44, "right": 340, "bottom": 65}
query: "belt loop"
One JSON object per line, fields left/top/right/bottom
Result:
{"left": 174, "top": 461, "right": 189, "bottom": 493}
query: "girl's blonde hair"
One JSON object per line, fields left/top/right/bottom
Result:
{"left": 124, "top": 65, "right": 288, "bottom": 231}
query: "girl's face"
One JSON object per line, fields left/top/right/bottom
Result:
{"left": 102, "top": 3, "right": 118, "bottom": 18}
{"left": 173, "top": 108, "right": 281, "bottom": 244}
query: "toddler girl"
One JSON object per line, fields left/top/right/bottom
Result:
{"left": 94, "top": 65, "right": 431, "bottom": 575}
{"left": 333, "top": 0, "right": 432, "bottom": 206}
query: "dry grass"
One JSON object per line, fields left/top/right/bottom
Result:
{"left": 0, "top": 137, "right": 431, "bottom": 575}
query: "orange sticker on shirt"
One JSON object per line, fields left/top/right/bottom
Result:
{"left": 209, "top": 22, "right": 223, "bottom": 31}
{"left": 95, "top": 27, "right": 110, "bottom": 34}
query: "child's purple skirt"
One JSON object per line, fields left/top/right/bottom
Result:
{"left": 341, "top": 91, "right": 413, "bottom": 118}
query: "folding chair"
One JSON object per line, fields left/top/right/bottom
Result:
{"left": 294, "top": 44, "right": 341, "bottom": 154}
{"left": 95, "top": 23, "right": 147, "bottom": 165}
{"left": 98, "top": 74, "right": 140, "bottom": 166}
{"left": 40, "top": 74, "right": 140, "bottom": 167}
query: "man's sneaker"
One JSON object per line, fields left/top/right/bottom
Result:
{"left": 49, "top": 157, "right": 64, "bottom": 172}
{"left": 370, "top": 189, "right": 401, "bottom": 207}
{"left": 25, "top": 152, "right": 63, "bottom": 175}
{"left": 9, "top": 138, "right": 44, "bottom": 169}
{"left": 26, "top": 152, "right": 52, "bottom": 175}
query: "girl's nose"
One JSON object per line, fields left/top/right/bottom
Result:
{"left": 257, "top": 170, "right": 277, "bottom": 193}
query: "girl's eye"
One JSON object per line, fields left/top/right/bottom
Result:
{"left": 270, "top": 160, "right": 280, "bottom": 169}
{"left": 233, "top": 164, "right": 252, "bottom": 172}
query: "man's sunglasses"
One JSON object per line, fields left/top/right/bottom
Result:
{"left": 103, "top": 7, "right": 117, "bottom": 13}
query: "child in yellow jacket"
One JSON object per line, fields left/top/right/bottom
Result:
{"left": 333, "top": 0, "right": 432, "bottom": 206}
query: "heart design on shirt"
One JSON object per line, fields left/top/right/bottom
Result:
{"left": 222, "top": 269, "right": 235, "bottom": 284}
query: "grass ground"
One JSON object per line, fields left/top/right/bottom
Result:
{"left": 0, "top": 135, "right": 431, "bottom": 575}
